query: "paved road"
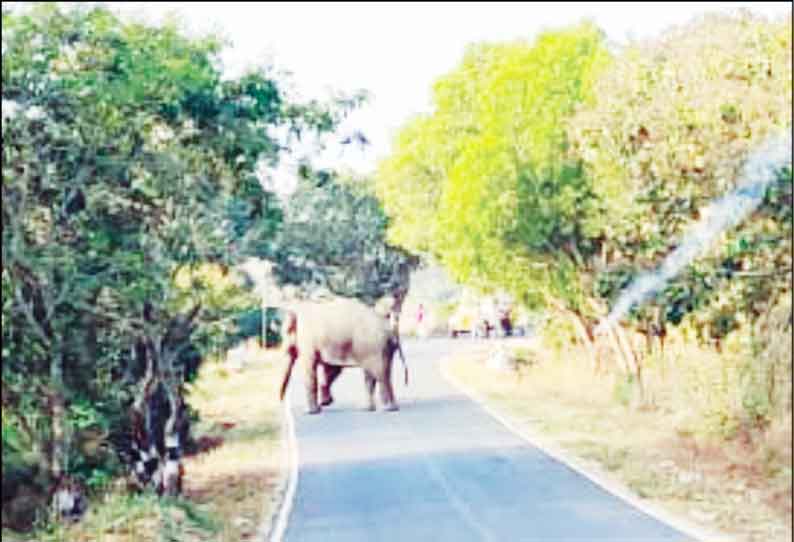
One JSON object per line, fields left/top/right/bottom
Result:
{"left": 281, "top": 338, "right": 691, "bottom": 542}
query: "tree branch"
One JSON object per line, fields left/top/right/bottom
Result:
{"left": 13, "top": 282, "right": 51, "bottom": 345}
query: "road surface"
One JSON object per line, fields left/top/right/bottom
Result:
{"left": 279, "top": 338, "right": 691, "bottom": 542}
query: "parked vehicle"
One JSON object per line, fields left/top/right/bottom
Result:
{"left": 448, "top": 305, "right": 479, "bottom": 337}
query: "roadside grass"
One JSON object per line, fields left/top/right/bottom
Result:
{"left": 181, "top": 346, "right": 286, "bottom": 542}
{"left": 2, "top": 345, "right": 287, "bottom": 542}
{"left": 2, "top": 492, "right": 215, "bottom": 542}
{"left": 444, "top": 340, "right": 792, "bottom": 542}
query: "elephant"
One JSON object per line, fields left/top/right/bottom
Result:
{"left": 316, "top": 333, "right": 406, "bottom": 408}
{"left": 278, "top": 296, "right": 406, "bottom": 414}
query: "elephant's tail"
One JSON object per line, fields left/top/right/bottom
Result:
{"left": 279, "top": 310, "right": 298, "bottom": 401}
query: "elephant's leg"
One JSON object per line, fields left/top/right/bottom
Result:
{"left": 304, "top": 351, "right": 321, "bottom": 415}
{"left": 321, "top": 364, "right": 342, "bottom": 406}
{"left": 363, "top": 371, "right": 377, "bottom": 411}
{"left": 375, "top": 355, "right": 399, "bottom": 412}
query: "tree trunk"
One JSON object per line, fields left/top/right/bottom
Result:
{"left": 49, "top": 390, "right": 66, "bottom": 483}
{"left": 130, "top": 337, "right": 157, "bottom": 490}
{"left": 604, "top": 324, "right": 630, "bottom": 374}
{"left": 158, "top": 378, "right": 184, "bottom": 496}
{"left": 125, "top": 305, "right": 199, "bottom": 496}
{"left": 49, "top": 352, "right": 84, "bottom": 520}
{"left": 157, "top": 335, "right": 186, "bottom": 497}
{"left": 643, "top": 327, "right": 653, "bottom": 357}
{"left": 568, "top": 310, "right": 600, "bottom": 373}
{"left": 49, "top": 351, "right": 66, "bottom": 484}
{"left": 614, "top": 324, "right": 644, "bottom": 402}
{"left": 546, "top": 297, "right": 600, "bottom": 372}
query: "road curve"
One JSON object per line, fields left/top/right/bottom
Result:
{"left": 278, "top": 338, "right": 691, "bottom": 542}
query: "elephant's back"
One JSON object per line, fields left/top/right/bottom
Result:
{"left": 333, "top": 297, "right": 389, "bottom": 332}
{"left": 295, "top": 299, "right": 389, "bottom": 355}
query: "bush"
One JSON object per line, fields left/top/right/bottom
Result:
{"left": 570, "top": 11, "right": 792, "bottom": 226}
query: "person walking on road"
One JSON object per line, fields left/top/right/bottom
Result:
{"left": 416, "top": 303, "right": 428, "bottom": 338}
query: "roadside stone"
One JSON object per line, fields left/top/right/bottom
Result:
{"left": 485, "top": 343, "right": 516, "bottom": 371}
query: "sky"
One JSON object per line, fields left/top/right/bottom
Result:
{"left": 7, "top": 2, "right": 793, "bottom": 187}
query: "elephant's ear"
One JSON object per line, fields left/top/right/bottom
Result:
{"left": 373, "top": 295, "right": 395, "bottom": 319}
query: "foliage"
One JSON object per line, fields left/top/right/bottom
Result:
{"left": 268, "top": 168, "right": 418, "bottom": 305}
{"left": 172, "top": 263, "right": 260, "bottom": 355}
{"left": 570, "top": 11, "right": 792, "bottom": 343}
{"left": 375, "top": 115, "right": 447, "bottom": 257}
{"left": 375, "top": 23, "right": 611, "bottom": 310}
{"left": 376, "top": 10, "right": 792, "bottom": 423}
{"left": 2, "top": 2, "right": 355, "bottom": 522}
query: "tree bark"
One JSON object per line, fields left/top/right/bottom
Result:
{"left": 547, "top": 297, "right": 600, "bottom": 372}
{"left": 48, "top": 351, "right": 72, "bottom": 519}
{"left": 604, "top": 324, "right": 630, "bottom": 374}
{"left": 157, "top": 333, "right": 187, "bottom": 497}
{"left": 129, "top": 337, "right": 157, "bottom": 489}
{"left": 568, "top": 310, "right": 600, "bottom": 372}
{"left": 49, "top": 387, "right": 66, "bottom": 482}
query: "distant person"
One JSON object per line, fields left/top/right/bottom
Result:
{"left": 417, "top": 304, "right": 428, "bottom": 338}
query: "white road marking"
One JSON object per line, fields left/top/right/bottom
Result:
{"left": 440, "top": 356, "right": 734, "bottom": 542}
{"left": 261, "top": 389, "right": 299, "bottom": 542}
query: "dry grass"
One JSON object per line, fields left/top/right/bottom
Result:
{"left": 445, "top": 341, "right": 792, "bottom": 542}
{"left": 181, "top": 346, "right": 287, "bottom": 541}
{"left": 5, "top": 346, "right": 288, "bottom": 542}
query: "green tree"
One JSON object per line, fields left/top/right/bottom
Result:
{"left": 562, "top": 11, "right": 792, "bottom": 411}
{"left": 1, "top": 2, "right": 353, "bottom": 515}
{"left": 570, "top": 11, "right": 792, "bottom": 351}
{"left": 376, "top": 23, "right": 611, "bottom": 361}
{"left": 267, "top": 167, "right": 418, "bottom": 323}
